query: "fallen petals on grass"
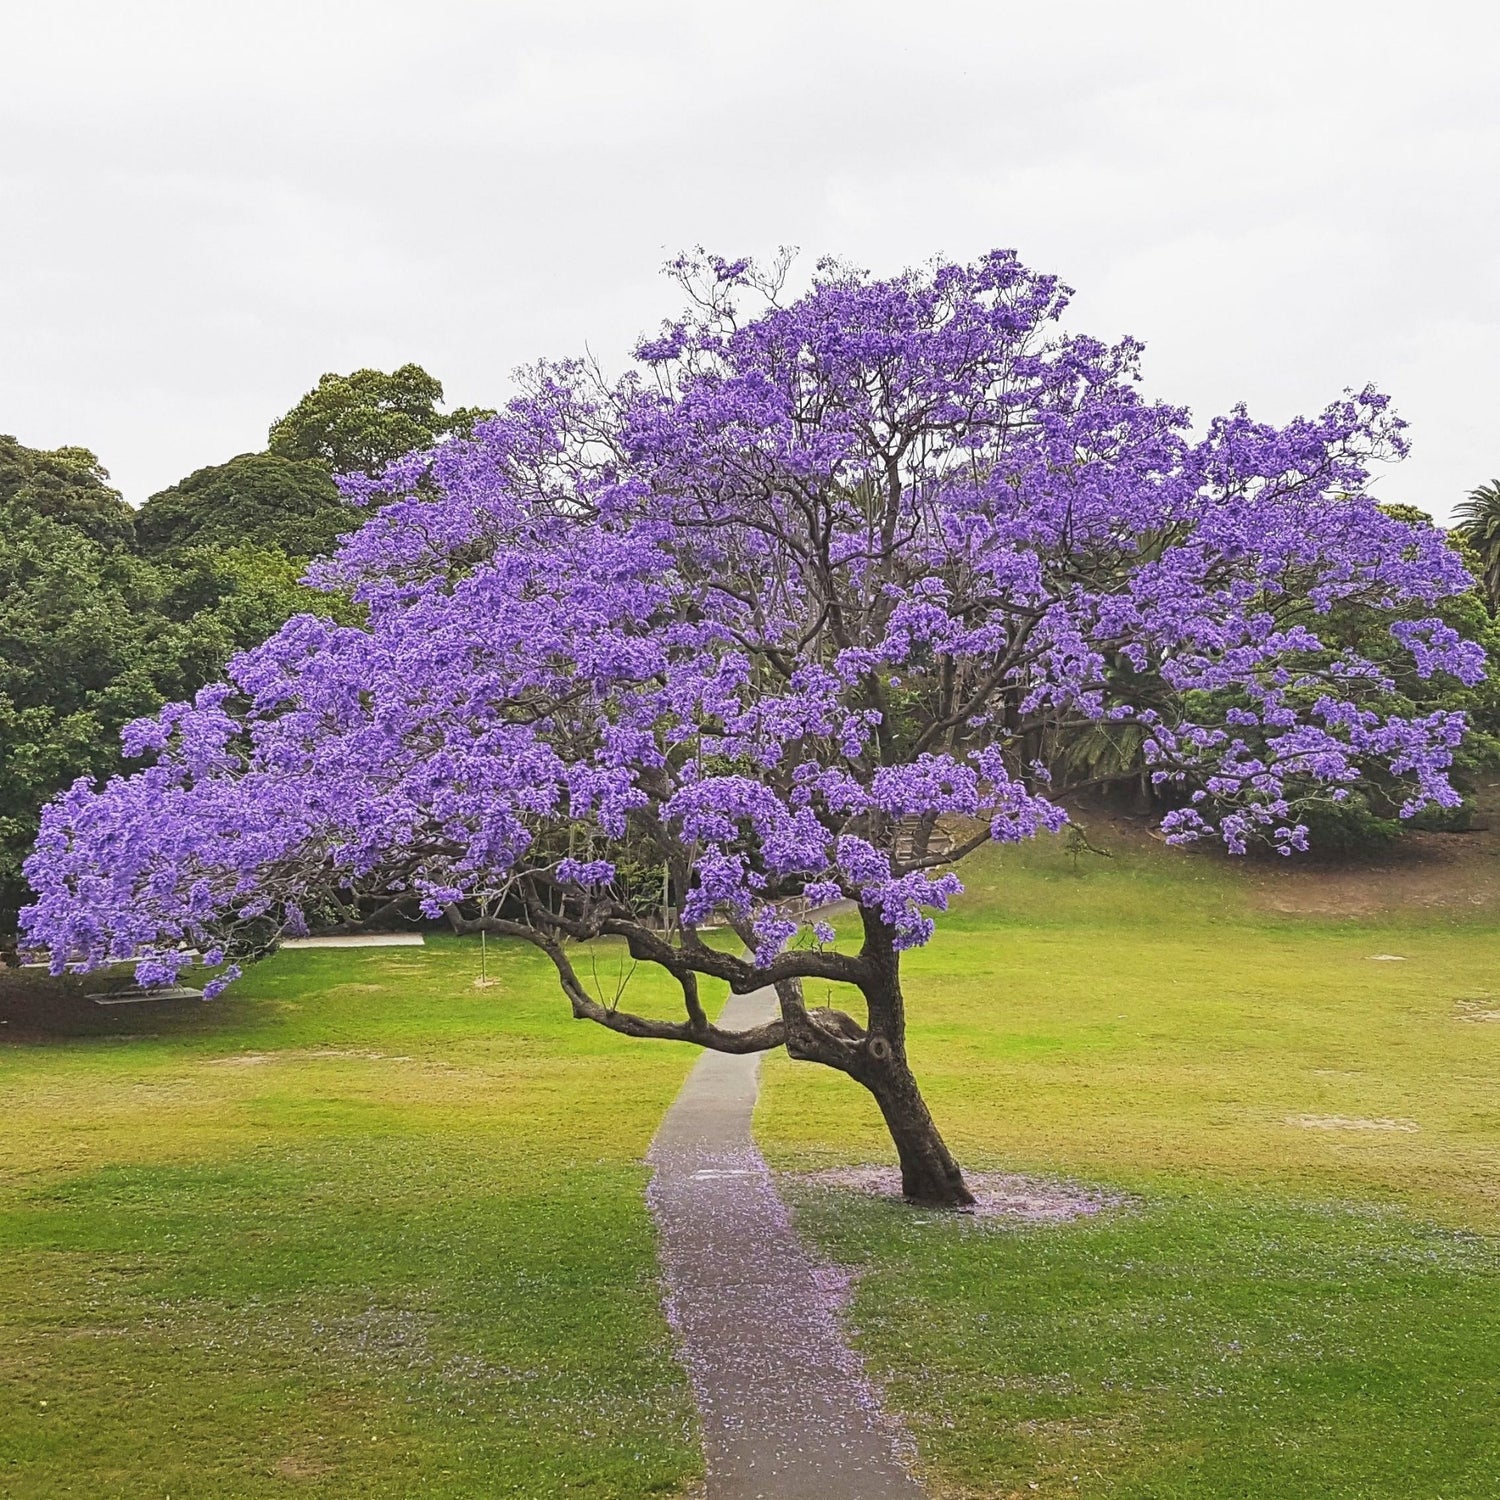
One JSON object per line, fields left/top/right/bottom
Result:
{"left": 786, "top": 1167, "right": 1128, "bottom": 1222}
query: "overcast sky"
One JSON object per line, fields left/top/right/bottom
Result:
{"left": 4, "top": 0, "right": 1496, "bottom": 518}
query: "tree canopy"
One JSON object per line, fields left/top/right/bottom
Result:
{"left": 19, "top": 251, "right": 1486, "bottom": 1201}
{"left": 1055, "top": 501, "right": 1500, "bottom": 849}
{"left": 0, "top": 438, "right": 352, "bottom": 944}
{"left": 136, "top": 452, "right": 350, "bottom": 560}
{"left": 266, "top": 363, "right": 491, "bottom": 477}
{"left": 0, "top": 434, "right": 135, "bottom": 547}
{"left": 0, "top": 505, "right": 332, "bottom": 944}
{"left": 0, "top": 364, "right": 478, "bottom": 950}
{"left": 1454, "top": 479, "right": 1500, "bottom": 615}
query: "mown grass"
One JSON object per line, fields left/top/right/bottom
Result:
{"left": 761, "top": 834, "right": 1500, "bottom": 1498}
{"left": 0, "top": 938, "right": 707, "bottom": 1498}
{"left": 5, "top": 830, "right": 1500, "bottom": 1498}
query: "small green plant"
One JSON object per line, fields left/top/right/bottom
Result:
{"left": 1063, "top": 822, "right": 1114, "bottom": 873}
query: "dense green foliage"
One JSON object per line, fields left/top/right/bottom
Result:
{"left": 266, "top": 364, "right": 490, "bottom": 477}
{"left": 0, "top": 498, "right": 329, "bottom": 940}
{"left": 135, "top": 452, "right": 350, "bottom": 559}
{"left": 1454, "top": 478, "right": 1500, "bottom": 615}
{"left": 0, "top": 435, "right": 136, "bottom": 547}
{"left": 0, "top": 398, "right": 408, "bottom": 944}
{"left": 2, "top": 511, "right": 157, "bottom": 940}
{"left": 1, "top": 366, "right": 480, "bottom": 945}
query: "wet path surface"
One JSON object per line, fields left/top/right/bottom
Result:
{"left": 647, "top": 987, "right": 925, "bottom": 1500}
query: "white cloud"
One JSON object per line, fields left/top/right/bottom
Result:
{"left": 2, "top": 0, "right": 1495, "bottom": 515}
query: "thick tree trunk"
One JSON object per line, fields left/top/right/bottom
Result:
{"left": 846, "top": 907, "right": 976, "bottom": 1208}
{"left": 859, "top": 1045, "right": 974, "bottom": 1206}
{"left": 509, "top": 891, "right": 979, "bottom": 1207}
{"left": 785, "top": 986, "right": 974, "bottom": 1206}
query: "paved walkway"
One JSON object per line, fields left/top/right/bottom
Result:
{"left": 647, "top": 988, "right": 925, "bottom": 1500}
{"left": 279, "top": 933, "right": 425, "bottom": 948}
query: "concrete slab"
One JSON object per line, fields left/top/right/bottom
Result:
{"left": 279, "top": 934, "right": 426, "bottom": 949}
{"left": 92, "top": 986, "right": 206, "bottom": 1006}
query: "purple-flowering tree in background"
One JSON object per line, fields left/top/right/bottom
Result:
{"left": 22, "top": 251, "right": 1483, "bottom": 1205}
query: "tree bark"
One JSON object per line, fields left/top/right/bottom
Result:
{"left": 461, "top": 894, "right": 977, "bottom": 1208}
{"left": 836, "top": 907, "right": 976, "bottom": 1208}
{"left": 858, "top": 1041, "right": 974, "bottom": 1206}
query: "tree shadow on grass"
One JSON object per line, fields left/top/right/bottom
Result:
{"left": 0, "top": 966, "right": 229, "bottom": 1044}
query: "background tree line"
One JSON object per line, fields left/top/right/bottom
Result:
{"left": 0, "top": 366, "right": 487, "bottom": 949}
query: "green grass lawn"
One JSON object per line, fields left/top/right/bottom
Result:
{"left": 5, "top": 830, "right": 1500, "bottom": 1498}
{"left": 761, "top": 835, "right": 1500, "bottom": 1498}
{"left": 0, "top": 939, "right": 707, "bottom": 1498}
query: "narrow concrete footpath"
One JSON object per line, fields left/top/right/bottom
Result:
{"left": 647, "top": 988, "right": 926, "bottom": 1500}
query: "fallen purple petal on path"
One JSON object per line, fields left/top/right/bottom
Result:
{"left": 647, "top": 987, "right": 925, "bottom": 1499}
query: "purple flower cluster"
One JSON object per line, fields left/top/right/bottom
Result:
{"left": 19, "top": 250, "right": 1481, "bottom": 988}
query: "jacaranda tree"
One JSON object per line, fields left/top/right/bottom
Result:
{"left": 22, "top": 251, "right": 1484, "bottom": 1205}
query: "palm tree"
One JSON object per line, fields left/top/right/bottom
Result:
{"left": 1453, "top": 480, "right": 1500, "bottom": 615}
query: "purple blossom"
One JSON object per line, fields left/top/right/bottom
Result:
{"left": 16, "top": 249, "right": 1480, "bottom": 997}
{"left": 556, "top": 858, "right": 616, "bottom": 889}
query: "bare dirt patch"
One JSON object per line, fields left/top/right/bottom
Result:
{"left": 1455, "top": 998, "right": 1500, "bottom": 1023}
{"left": 1245, "top": 833, "right": 1500, "bottom": 918}
{"left": 1057, "top": 793, "right": 1500, "bottom": 920}
{"left": 788, "top": 1166, "right": 1127, "bottom": 1223}
{"left": 1228, "top": 786, "right": 1500, "bottom": 919}
{"left": 1287, "top": 1115, "right": 1420, "bottom": 1133}
{"left": 274, "top": 1453, "right": 336, "bottom": 1481}
{"left": 208, "top": 1048, "right": 417, "bottom": 1068}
